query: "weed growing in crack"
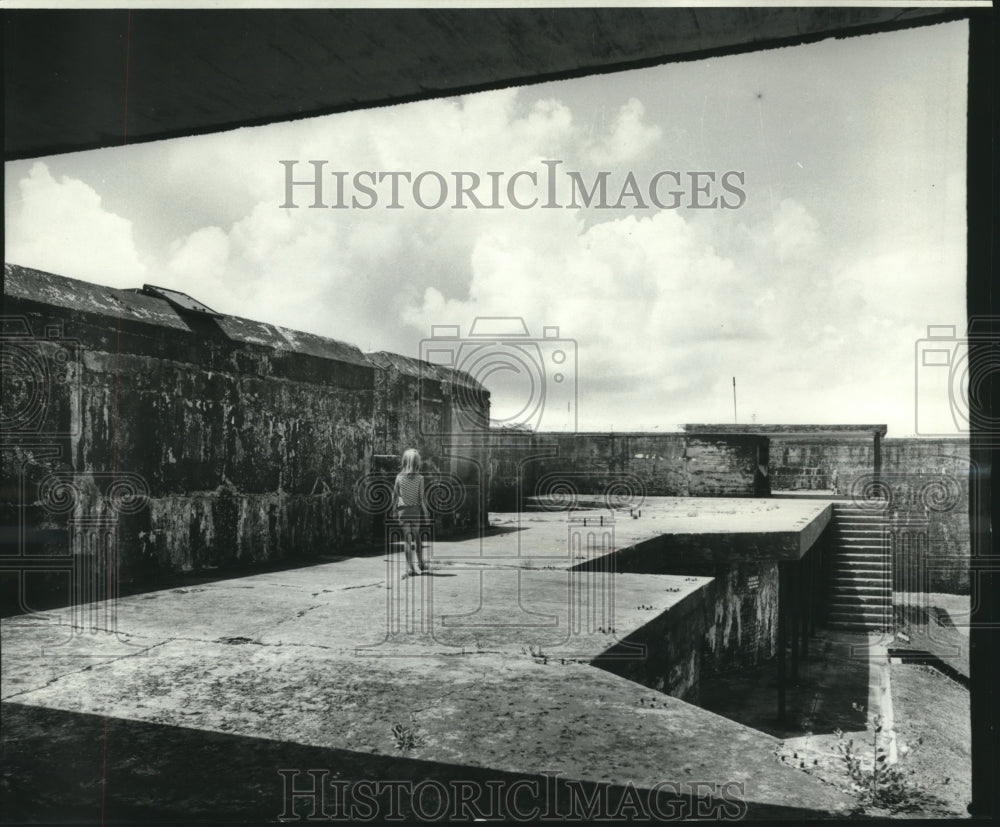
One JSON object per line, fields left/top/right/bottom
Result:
{"left": 391, "top": 722, "right": 425, "bottom": 752}
{"left": 833, "top": 708, "right": 938, "bottom": 814}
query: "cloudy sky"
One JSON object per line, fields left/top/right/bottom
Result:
{"left": 5, "top": 20, "right": 967, "bottom": 437}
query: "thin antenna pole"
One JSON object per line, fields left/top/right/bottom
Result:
{"left": 732, "top": 376, "right": 738, "bottom": 424}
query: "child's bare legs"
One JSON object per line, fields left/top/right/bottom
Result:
{"left": 414, "top": 529, "right": 428, "bottom": 572}
{"left": 402, "top": 524, "right": 420, "bottom": 575}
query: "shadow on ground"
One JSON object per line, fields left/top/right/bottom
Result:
{"left": 1, "top": 702, "right": 850, "bottom": 823}
{"left": 697, "top": 631, "right": 871, "bottom": 738}
{"left": 1, "top": 524, "right": 527, "bottom": 619}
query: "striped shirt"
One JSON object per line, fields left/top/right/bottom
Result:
{"left": 394, "top": 473, "right": 424, "bottom": 512}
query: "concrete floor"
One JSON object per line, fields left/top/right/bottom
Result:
{"left": 2, "top": 504, "right": 858, "bottom": 821}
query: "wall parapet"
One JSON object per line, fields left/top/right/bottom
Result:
{"left": 488, "top": 430, "right": 770, "bottom": 512}
{"left": 1, "top": 264, "right": 489, "bottom": 602}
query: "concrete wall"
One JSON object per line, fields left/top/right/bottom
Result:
{"left": 599, "top": 545, "right": 780, "bottom": 676}
{"left": 701, "top": 561, "right": 780, "bottom": 674}
{"left": 882, "top": 438, "right": 972, "bottom": 594}
{"left": 1, "top": 265, "right": 488, "bottom": 600}
{"left": 367, "top": 350, "right": 489, "bottom": 533}
{"left": 488, "top": 431, "right": 770, "bottom": 511}
{"left": 767, "top": 434, "right": 971, "bottom": 593}
{"left": 770, "top": 438, "right": 875, "bottom": 493}
{"left": 595, "top": 584, "right": 708, "bottom": 703}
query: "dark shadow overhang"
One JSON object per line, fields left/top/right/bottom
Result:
{"left": 3, "top": 6, "right": 973, "bottom": 161}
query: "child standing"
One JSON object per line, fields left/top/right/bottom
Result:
{"left": 393, "top": 448, "right": 430, "bottom": 576}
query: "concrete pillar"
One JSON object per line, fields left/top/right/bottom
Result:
{"left": 790, "top": 562, "right": 800, "bottom": 682}
{"left": 777, "top": 563, "right": 787, "bottom": 722}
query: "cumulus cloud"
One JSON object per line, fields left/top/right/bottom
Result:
{"left": 743, "top": 197, "right": 821, "bottom": 262}
{"left": 6, "top": 162, "right": 147, "bottom": 286}
{"left": 584, "top": 98, "right": 662, "bottom": 166}
{"left": 4, "top": 29, "right": 967, "bottom": 438}
{"left": 401, "top": 206, "right": 767, "bottom": 429}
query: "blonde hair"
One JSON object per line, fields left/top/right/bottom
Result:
{"left": 400, "top": 448, "right": 421, "bottom": 475}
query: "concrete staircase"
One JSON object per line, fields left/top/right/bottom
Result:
{"left": 827, "top": 502, "right": 893, "bottom": 631}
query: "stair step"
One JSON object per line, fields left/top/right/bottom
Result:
{"left": 832, "top": 583, "right": 891, "bottom": 592}
{"left": 834, "top": 508, "right": 889, "bottom": 514}
{"left": 835, "top": 510, "right": 888, "bottom": 516}
{"left": 826, "top": 621, "right": 893, "bottom": 632}
{"left": 832, "top": 564, "right": 890, "bottom": 575}
{"left": 834, "top": 510, "right": 889, "bottom": 517}
{"left": 835, "top": 502, "right": 890, "bottom": 510}
{"left": 831, "top": 582, "right": 891, "bottom": 592}
{"left": 832, "top": 568, "right": 890, "bottom": 575}
{"left": 831, "top": 555, "right": 891, "bottom": 564}
{"left": 833, "top": 531, "right": 891, "bottom": 543}
{"left": 835, "top": 525, "right": 889, "bottom": 533}
{"left": 832, "top": 552, "right": 890, "bottom": 561}
{"left": 832, "top": 572, "right": 890, "bottom": 580}
{"left": 829, "top": 609, "right": 892, "bottom": 620}
{"left": 835, "top": 536, "right": 888, "bottom": 542}
{"left": 829, "top": 594, "right": 891, "bottom": 605}
{"left": 827, "top": 609, "right": 893, "bottom": 622}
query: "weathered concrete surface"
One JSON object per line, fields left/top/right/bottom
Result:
{"left": 688, "top": 428, "right": 971, "bottom": 595}
{"left": 769, "top": 436, "right": 971, "bottom": 593}
{"left": 368, "top": 350, "right": 489, "bottom": 533}
{"left": 489, "top": 432, "right": 770, "bottom": 511}
{"left": 2, "top": 516, "right": 856, "bottom": 818}
{"left": 1, "top": 266, "right": 489, "bottom": 602}
{"left": 517, "top": 495, "right": 832, "bottom": 564}
{"left": 882, "top": 440, "right": 972, "bottom": 594}
{"left": 539, "top": 496, "right": 833, "bottom": 675}
{"left": 471, "top": 500, "right": 832, "bottom": 677}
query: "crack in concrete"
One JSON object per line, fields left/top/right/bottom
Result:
{"left": 341, "top": 582, "right": 383, "bottom": 590}
{"left": 1, "top": 639, "right": 173, "bottom": 702}
{"left": 409, "top": 665, "right": 494, "bottom": 716}
{"left": 163, "top": 634, "right": 348, "bottom": 653}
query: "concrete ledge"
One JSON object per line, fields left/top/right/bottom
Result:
{"left": 1, "top": 635, "right": 855, "bottom": 817}
{"left": 1, "top": 503, "right": 857, "bottom": 817}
